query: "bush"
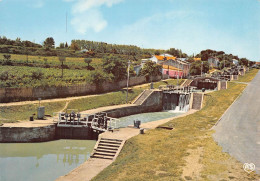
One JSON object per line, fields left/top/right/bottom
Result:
{"left": 0, "top": 71, "right": 9, "bottom": 81}
{"left": 31, "top": 70, "right": 44, "bottom": 80}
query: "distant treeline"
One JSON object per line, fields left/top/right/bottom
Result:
{"left": 195, "top": 49, "right": 254, "bottom": 67}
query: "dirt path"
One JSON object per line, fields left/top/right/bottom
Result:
{"left": 0, "top": 80, "right": 163, "bottom": 107}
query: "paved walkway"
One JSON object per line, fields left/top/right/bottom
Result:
{"left": 56, "top": 109, "right": 197, "bottom": 181}
{"left": 213, "top": 71, "right": 260, "bottom": 174}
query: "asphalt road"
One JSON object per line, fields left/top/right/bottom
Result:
{"left": 213, "top": 70, "right": 260, "bottom": 174}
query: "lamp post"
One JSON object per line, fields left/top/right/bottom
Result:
{"left": 126, "top": 60, "right": 131, "bottom": 103}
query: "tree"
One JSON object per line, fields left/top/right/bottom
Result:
{"left": 70, "top": 41, "right": 80, "bottom": 51}
{"left": 189, "top": 61, "right": 209, "bottom": 75}
{"left": 102, "top": 55, "right": 127, "bottom": 81}
{"left": 87, "top": 70, "right": 111, "bottom": 91}
{"left": 84, "top": 58, "right": 92, "bottom": 67}
{"left": 3, "top": 54, "right": 12, "bottom": 65}
{"left": 140, "top": 61, "right": 162, "bottom": 81}
{"left": 3, "top": 54, "right": 11, "bottom": 61}
{"left": 154, "top": 50, "right": 161, "bottom": 55}
{"left": 59, "top": 43, "right": 65, "bottom": 49}
{"left": 58, "top": 56, "right": 66, "bottom": 78}
{"left": 219, "top": 59, "right": 231, "bottom": 69}
{"left": 65, "top": 42, "right": 68, "bottom": 48}
{"left": 44, "top": 37, "right": 55, "bottom": 48}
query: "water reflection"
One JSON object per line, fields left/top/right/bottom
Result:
{"left": 118, "top": 111, "right": 183, "bottom": 128}
{"left": 0, "top": 139, "right": 96, "bottom": 181}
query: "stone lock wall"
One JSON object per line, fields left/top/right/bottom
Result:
{"left": 0, "top": 125, "right": 56, "bottom": 143}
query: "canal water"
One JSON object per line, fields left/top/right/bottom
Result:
{"left": 0, "top": 139, "right": 96, "bottom": 181}
{"left": 118, "top": 111, "right": 183, "bottom": 128}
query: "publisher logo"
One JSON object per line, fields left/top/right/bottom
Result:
{"left": 243, "top": 163, "right": 255, "bottom": 173}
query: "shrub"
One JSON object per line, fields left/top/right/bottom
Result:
{"left": 0, "top": 71, "right": 9, "bottom": 81}
{"left": 31, "top": 70, "right": 44, "bottom": 80}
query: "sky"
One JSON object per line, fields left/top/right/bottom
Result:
{"left": 0, "top": 0, "right": 259, "bottom": 61}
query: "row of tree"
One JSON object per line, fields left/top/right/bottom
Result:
{"left": 0, "top": 36, "right": 42, "bottom": 48}
{"left": 196, "top": 49, "right": 254, "bottom": 67}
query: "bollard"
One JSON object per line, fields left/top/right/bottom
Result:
{"left": 30, "top": 116, "right": 34, "bottom": 121}
{"left": 140, "top": 128, "right": 144, "bottom": 134}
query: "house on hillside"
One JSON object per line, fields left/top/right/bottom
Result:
{"left": 208, "top": 57, "right": 219, "bottom": 68}
{"left": 149, "top": 54, "right": 177, "bottom": 64}
{"left": 134, "top": 65, "right": 142, "bottom": 75}
{"left": 160, "top": 59, "right": 190, "bottom": 78}
{"left": 232, "top": 59, "right": 239, "bottom": 66}
{"left": 193, "top": 58, "right": 201, "bottom": 61}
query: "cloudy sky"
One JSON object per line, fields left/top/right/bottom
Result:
{"left": 0, "top": 0, "right": 259, "bottom": 61}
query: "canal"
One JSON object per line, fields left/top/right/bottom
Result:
{"left": 118, "top": 111, "right": 183, "bottom": 128}
{"left": 0, "top": 111, "right": 184, "bottom": 181}
{"left": 0, "top": 139, "right": 96, "bottom": 181}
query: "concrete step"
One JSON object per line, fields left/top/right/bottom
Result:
{"left": 101, "top": 138, "right": 123, "bottom": 142}
{"left": 94, "top": 152, "right": 116, "bottom": 157}
{"left": 97, "top": 146, "right": 118, "bottom": 151}
{"left": 99, "top": 143, "right": 120, "bottom": 148}
{"left": 134, "top": 90, "right": 152, "bottom": 105}
{"left": 91, "top": 155, "right": 114, "bottom": 160}
{"left": 96, "top": 148, "right": 117, "bottom": 154}
{"left": 99, "top": 140, "right": 122, "bottom": 145}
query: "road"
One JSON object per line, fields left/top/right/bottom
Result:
{"left": 213, "top": 70, "right": 260, "bottom": 174}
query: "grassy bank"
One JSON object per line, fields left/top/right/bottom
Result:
{"left": 92, "top": 70, "right": 259, "bottom": 181}
{"left": 234, "top": 68, "right": 259, "bottom": 83}
{"left": 0, "top": 79, "right": 183, "bottom": 123}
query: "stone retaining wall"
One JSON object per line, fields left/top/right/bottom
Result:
{"left": 0, "top": 75, "right": 162, "bottom": 103}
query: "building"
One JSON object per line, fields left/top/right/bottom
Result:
{"left": 149, "top": 54, "right": 177, "bottom": 64}
{"left": 140, "top": 54, "right": 190, "bottom": 78}
{"left": 232, "top": 59, "right": 239, "bottom": 66}
{"left": 133, "top": 65, "right": 142, "bottom": 75}
{"left": 161, "top": 64, "right": 183, "bottom": 78}
{"left": 160, "top": 59, "right": 190, "bottom": 78}
{"left": 208, "top": 57, "right": 220, "bottom": 68}
{"left": 193, "top": 58, "right": 201, "bottom": 61}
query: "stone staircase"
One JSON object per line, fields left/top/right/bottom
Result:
{"left": 132, "top": 90, "right": 153, "bottom": 105}
{"left": 181, "top": 79, "right": 193, "bottom": 87}
{"left": 91, "top": 138, "right": 124, "bottom": 160}
{"left": 191, "top": 93, "right": 203, "bottom": 110}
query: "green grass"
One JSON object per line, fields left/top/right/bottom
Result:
{"left": 92, "top": 70, "right": 259, "bottom": 181}
{"left": 0, "top": 79, "right": 183, "bottom": 123}
{"left": 0, "top": 101, "right": 66, "bottom": 122}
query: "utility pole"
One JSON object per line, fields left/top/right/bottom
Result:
{"left": 126, "top": 60, "right": 131, "bottom": 103}
{"left": 177, "top": 60, "right": 179, "bottom": 87}
{"left": 201, "top": 61, "right": 203, "bottom": 77}
{"left": 66, "top": 11, "right": 68, "bottom": 33}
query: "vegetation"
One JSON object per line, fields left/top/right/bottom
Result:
{"left": 0, "top": 101, "right": 66, "bottom": 123}
{"left": 140, "top": 61, "right": 162, "bottom": 80}
{"left": 43, "top": 37, "right": 55, "bottom": 49}
{"left": 102, "top": 55, "right": 128, "bottom": 81}
{"left": 0, "top": 65, "right": 89, "bottom": 88}
{"left": 196, "top": 49, "right": 255, "bottom": 68}
{"left": 92, "top": 70, "right": 259, "bottom": 181}
{"left": 189, "top": 60, "right": 210, "bottom": 75}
